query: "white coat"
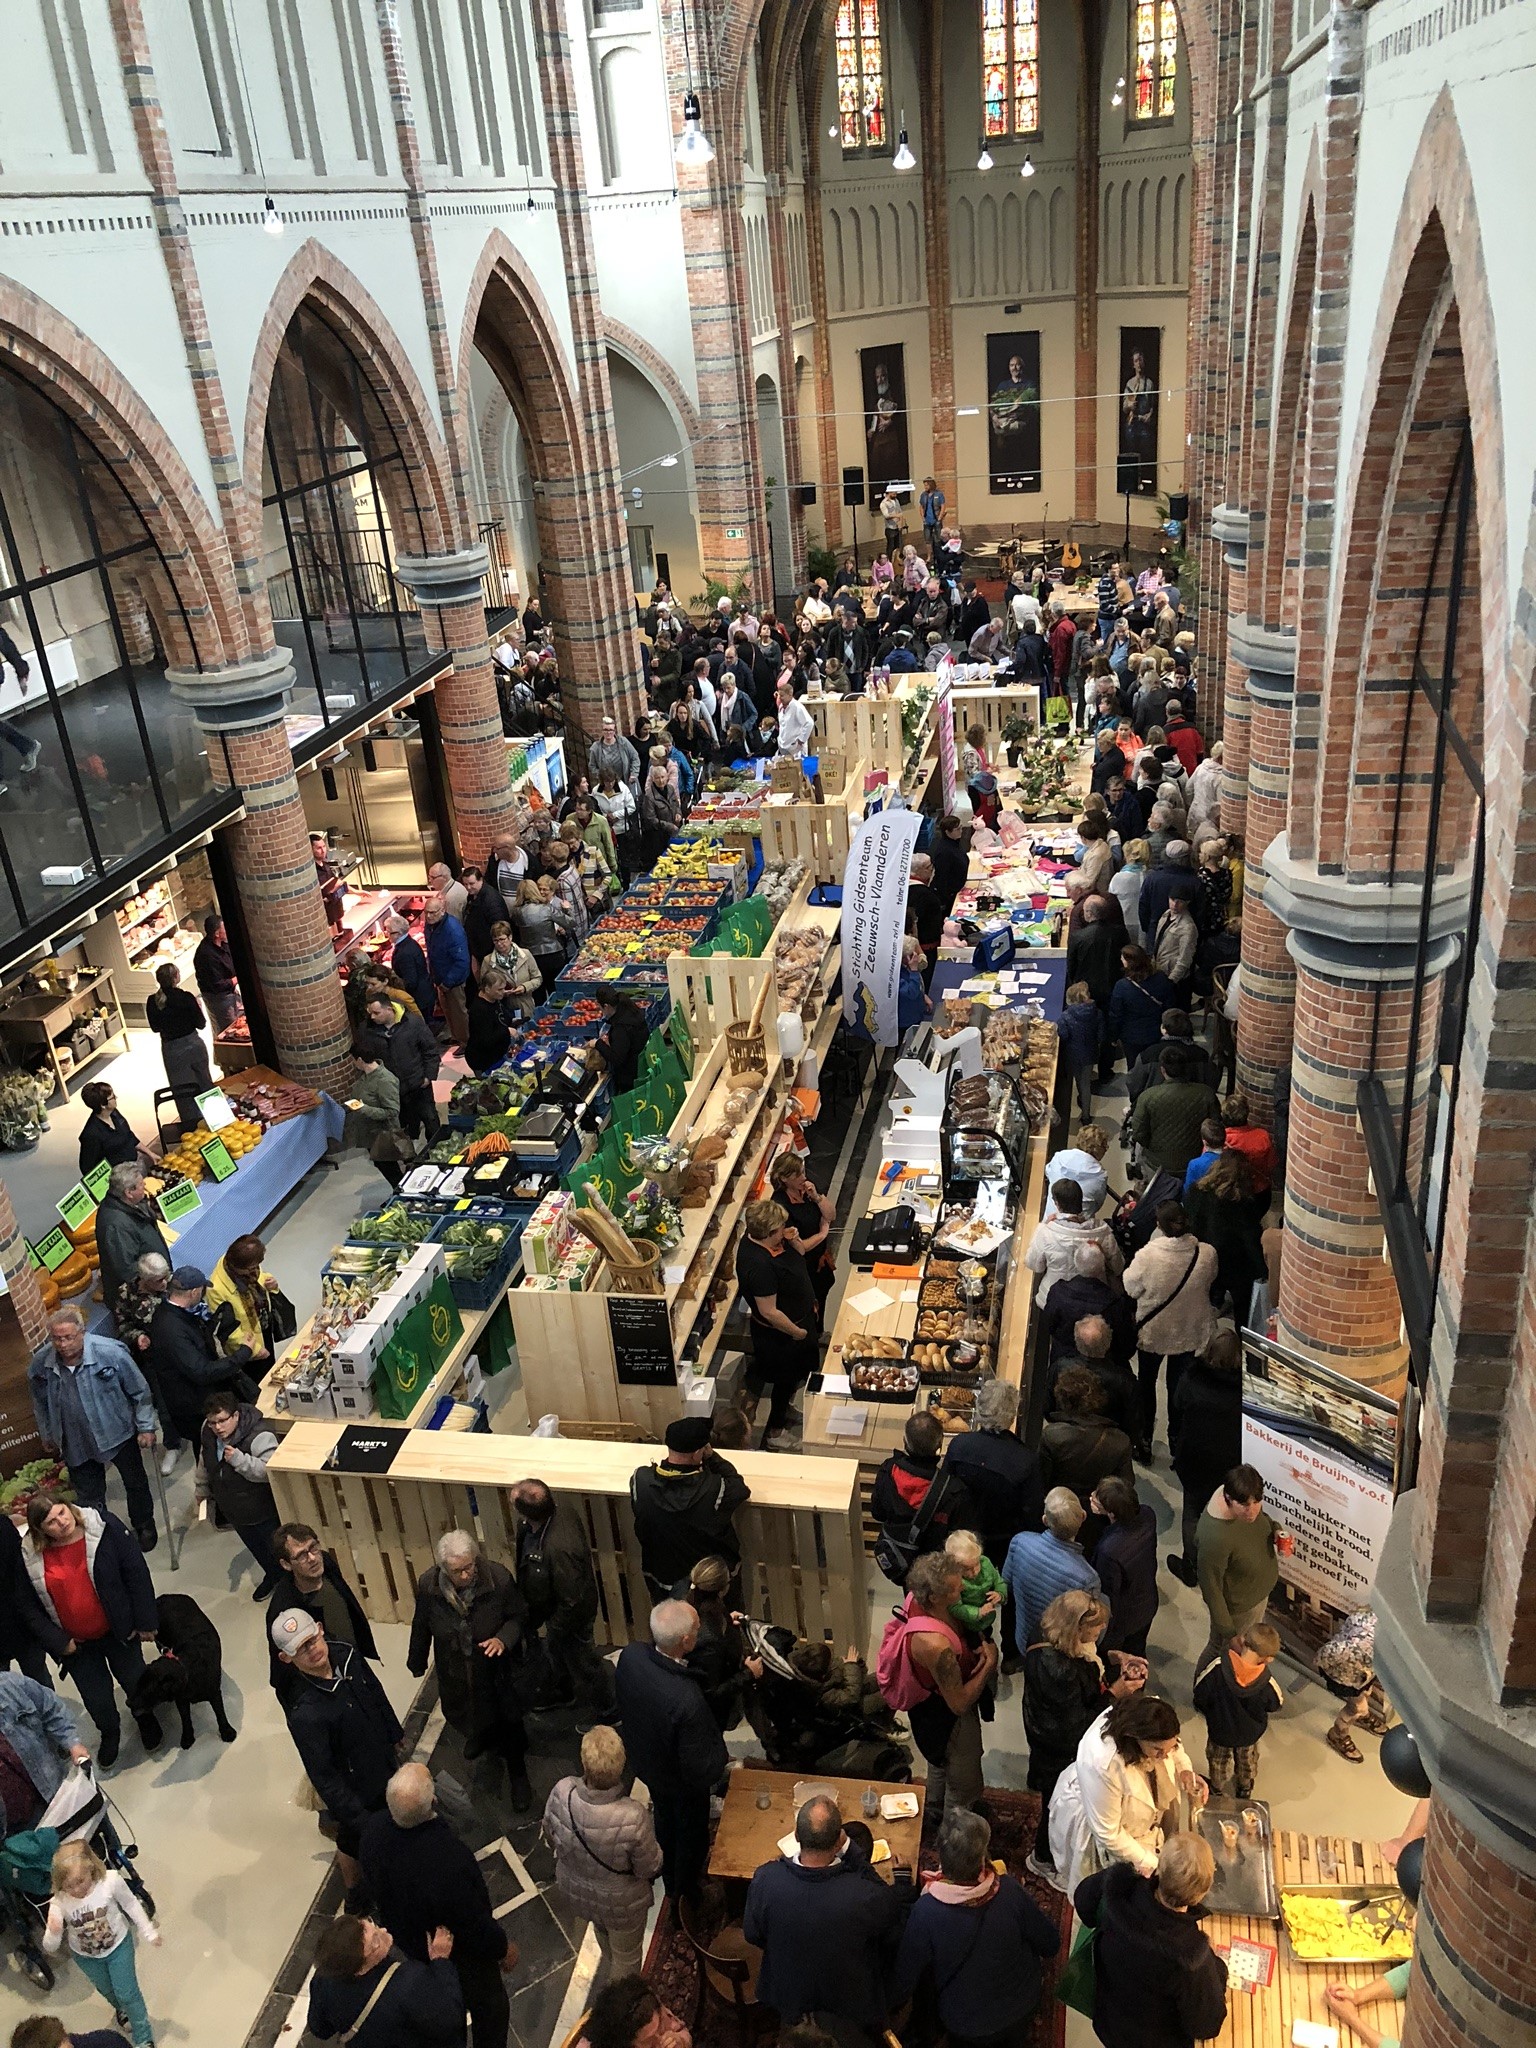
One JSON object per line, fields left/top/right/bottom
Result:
{"left": 1048, "top": 1707, "right": 1196, "bottom": 1891}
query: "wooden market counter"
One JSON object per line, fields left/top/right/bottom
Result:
{"left": 267, "top": 1426, "right": 869, "bottom": 1649}
{"left": 1205, "top": 1831, "right": 1411, "bottom": 2048}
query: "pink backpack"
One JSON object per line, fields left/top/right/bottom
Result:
{"left": 876, "top": 1597, "right": 967, "bottom": 1712}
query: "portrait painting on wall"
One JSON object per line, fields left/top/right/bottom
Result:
{"left": 860, "top": 344, "right": 910, "bottom": 503}
{"left": 985, "top": 332, "right": 1042, "bottom": 493}
{"left": 1117, "top": 327, "right": 1161, "bottom": 495}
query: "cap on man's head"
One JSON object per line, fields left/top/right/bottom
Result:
{"left": 270, "top": 1608, "right": 321, "bottom": 1654}
{"left": 170, "top": 1265, "right": 208, "bottom": 1291}
{"left": 665, "top": 1417, "right": 715, "bottom": 1455}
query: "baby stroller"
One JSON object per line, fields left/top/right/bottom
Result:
{"left": 740, "top": 1620, "right": 912, "bottom": 1782}
{"left": 0, "top": 1762, "right": 155, "bottom": 1991}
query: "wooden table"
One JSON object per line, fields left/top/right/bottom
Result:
{"left": 1205, "top": 1830, "right": 1411, "bottom": 2048}
{"left": 709, "top": 1767, "right": 924, "bottom": 1883}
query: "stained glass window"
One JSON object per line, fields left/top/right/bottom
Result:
{"left": 1132, "top": 0, "right": 1178, "bottom": 120}
{"left": 835, "top": 0, "right": 886, "bottom": 154}
{"left": 981, "top": 0, "right": 1040, "bottom": 139}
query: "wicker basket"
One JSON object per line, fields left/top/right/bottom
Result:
{"left": 609, "top": 1239, "right": 663, "bottom": 1295}
{"left": 726, "top": 1019, "right": 767, "bottom": 1074}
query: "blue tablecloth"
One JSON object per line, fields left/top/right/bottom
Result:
{"left": 159, "top": 1095, "right": 344, "bottom": 1270}
{"left": 931, "top": 955, "right": 1069, "bottom": 1024}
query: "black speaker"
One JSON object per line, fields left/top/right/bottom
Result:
{"left": 842, "top": 466, "right": 865, "bottom": 509}
{"left": 798, "top": 482, "right": 818, "bottom": 507}
{"left": 1167, "top": 491, "right": 1189, "bottom": 521}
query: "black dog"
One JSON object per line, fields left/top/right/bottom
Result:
{"left": 129, "top": 1593, "right": 237, "bottom": 1748}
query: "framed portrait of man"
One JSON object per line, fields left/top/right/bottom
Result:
{"left": 1117, "top": 328, "right": 1161, "bottom": 496}
{"left": 860, "top": 345, "right": 910, "bottom": 501}
{"left": 985, "top": 332, "right": 1042, "bottom": 494}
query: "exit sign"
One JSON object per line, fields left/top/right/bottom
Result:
{"left": 724, "top": 526, "right": 745, "bottom": 540}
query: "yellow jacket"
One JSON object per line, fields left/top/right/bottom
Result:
{"left": 208, "top": 1253, "right": 276, "bottom": 1360}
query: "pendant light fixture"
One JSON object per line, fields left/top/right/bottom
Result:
{"left": 977, "top": 138, "right": 995, "bottom": 171}
{"left": 893, "top": 112, "right": 916, "bottom": 171}
{"left": 673, "top": 12, "right": 715, "bottom": 166}
{"left": 1021, "top": 153, "right": 1036, "bottom": 177}
{"left": 261, "top": 195, "right": 285, "bottom": 235}
{"left": 1112, "top": 74, "right": 1126, "bottom": 105}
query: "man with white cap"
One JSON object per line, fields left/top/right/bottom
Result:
{"left": 272, "top": 1608, "right": 403, "bottom": 1894}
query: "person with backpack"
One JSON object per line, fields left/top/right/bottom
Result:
{"left": 871, "top": 1412, "right": 977, "bottom": 1583}
{"left": 876, "top": 1551, "right": 997, "bottom": 1819}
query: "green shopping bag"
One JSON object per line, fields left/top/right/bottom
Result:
{"left": 1055, "top": 1919, "right": 1097, "bottom": 2016}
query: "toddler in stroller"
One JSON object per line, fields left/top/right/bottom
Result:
{"left": 742, "top": 1620, "right": 911, "bottom": 1780}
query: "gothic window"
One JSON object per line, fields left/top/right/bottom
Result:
{"left": 835, "top": 0, "right": 886, "bottom": 154}
{"left": 982, "top": 0, "right": 1040, "bottom": 139}
{"left": 1132, "top": 0, "right": 1178, "bottom": 121}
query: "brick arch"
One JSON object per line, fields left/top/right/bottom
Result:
{"left": 0, "top": 278, "right": 244, "bottom": 669}
{"left": 456, "top": 232, "right": 586, "bottom": 490}
{"left": 1312, "top": 92, "right": 1505, "bottom": 868}
{"left": 602, "top": 317, "right": 727, "bottom": 551}
{"left": 242, "top": 240, "right": 456, "bottom": 557}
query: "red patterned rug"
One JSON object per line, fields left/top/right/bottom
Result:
{"left": 644, "top": 1786, "right": 1072, "bottom": 2048}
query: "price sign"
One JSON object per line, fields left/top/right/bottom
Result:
{"left": 607, "top": 1294, "right": 676, "bottom": 1386}
{"left": 25, "top": 1239, "right": 42, "bottom": 1270}
{"left": 82, "top": 1161, "right": 112, "bottom": 1202}
{"left": 157, "top": 1179, "right": 202, "bottom": 1225}
{"left": 194, "top": 1087, "right": 236, "bottom": 1132}
{"left": 56, "top": 1183, "right": 98, "bottom": 1233}
{"left": 34, "top": 1227, "right": 75, "bottom": 1274}
{"left": 200, "top": 1135, "right": 238, "bottom": 1183}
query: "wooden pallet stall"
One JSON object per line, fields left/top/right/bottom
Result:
{"left": 268, "top": 1431, "right": 870, "bottom": 1649}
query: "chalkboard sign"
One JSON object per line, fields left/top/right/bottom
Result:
{"left": 608, "top": 1294, "right": 677, "bottom": 1386}
{"left": 200, "top": 1135, "right": 237, "bottom": 1183}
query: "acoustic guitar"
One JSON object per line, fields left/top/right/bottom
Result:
{"left": 1061, "top": 522, "right": 1083, "bottom": 574}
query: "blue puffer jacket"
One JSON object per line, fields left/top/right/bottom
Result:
{"left": 23, "top": 1506, "right": 159, "bottom": 1642}
{"left": 1057, "top": 999, "right": 1105, "bottom": 1068}
{"left": 424, "top": 912, "right": 471, "bottom": 989}
{"left": 30, "top": 1334, "right": 155, "bottom": 1459}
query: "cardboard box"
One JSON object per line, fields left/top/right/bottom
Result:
{"left": 333, "top": 1381, "right": 377, "bottom": 1420}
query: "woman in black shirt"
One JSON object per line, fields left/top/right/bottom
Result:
{"left": 594, "top": 991, "right": 649, "bottom": 1097}
{"left": 145, "top": 962, "right": 214, "bottom": 1132}
{"left": 78, "top": 1082, "right": 146, "bottom": 1178}
{"left": 768, "top": 1153, "right": 836, "bottom": 1328}
{"left": 735, "top": 1199, "right": 819, "bottom": 1450}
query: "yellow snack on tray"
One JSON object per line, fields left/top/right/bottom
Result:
{"left": 1280, "top": 1894, "right": 1413, "bottom": 1962}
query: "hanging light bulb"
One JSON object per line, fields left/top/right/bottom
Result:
{"left": 1112, "top": 75, "right": 1125, "bottom": 105}
{"left": 674, "top": 90, "right": 715, "bottom": 165}
{"left": 261, "top": 194, "right": 285, "bottom": 235}
{"left": 1021, "top": 153, "right": 1036, "bottom": 177}
{"left": 892, "top": 112, "right": 915, "bottom": 171}
{"left": 977, "top": 139, "right": 994, "bottom": 171}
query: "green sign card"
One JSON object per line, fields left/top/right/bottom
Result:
{"left": 194, "top": 1086, "right": 236, "bottom": 1132}
{"left": 26, "top": 1239, "right": 42, "bottom": 1270}
{"left": 56, "top": 1182, "right": 97, "bottom": 1232}
{"left": 83, "top": 1161, "right": 113, "bottom": 1201}
{"left": 34, "top": 1226, "right": 74, "bottom": 1273}
{"left": 157, "top": 1179, "right": 202, "bottom": 1225}
{"left": 200, "top": 1135, "right": 237, "bottom": 1183}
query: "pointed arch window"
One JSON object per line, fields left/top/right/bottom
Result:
{"left": 982, "top": 0, "right": 1040, "bottom": 140}
{"left": 1132, "top": 0, "right": 1179, "bottom": 121}
{"left": 835, "top": 0, "right": 886, "bottom": 154}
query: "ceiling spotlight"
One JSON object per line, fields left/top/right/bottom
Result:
{"left": 893, "top": 113, "right": 915, "bottom": 171}
{"left": 674, "top": 90, "right": 715, "bottom": 165}
{"left": 261, "top": 195, "right": 285, "bottom": 235}
{"left": 1021, "top": 153, "right": 1036, "bottom": 177}
{"left": 977, "top": 140, "right": 994, "bottom": 171}
{"left": 956, "top": 407, "right": 981, "bottom": 417}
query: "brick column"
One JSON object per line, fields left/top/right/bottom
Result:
{"left": 1074, "top": 0, "right": 1103, "bottom": 525}
{"left": 178, "top": 652, "right": 353, "bottom": 1094}
{"left": 918, "top": 3, "right": 956, "bottom": 519}
{"left": 664, "top": 4, "right": 772, "bottom": 595}
{"left": 0, "top": 1181, "right": 50, "bottom": 1352}
{"left": 1232, "top": 622, "right": 1296, "bottom": 1118}
{"left": 1260, "top": 838, "right": 1465, "bottom": 1388}
{"left": 395, "top": 551, "right": 527, "bottom": 863}
{"left": 1210, "top": 504, "right": 1252, "bottom": 835}
{"left": 762, "top": 174, "right": 810, "bottom": 584}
